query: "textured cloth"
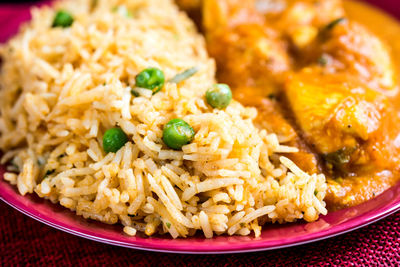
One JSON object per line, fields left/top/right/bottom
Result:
{"left": 1, "top": 203, "right": 400, "bottom": 266}
{"left": 1, "top": 0, "right": 400, "bottom": 266}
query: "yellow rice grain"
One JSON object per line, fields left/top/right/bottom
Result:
{"left": 0, "top": 0, "right": 328, "bottom": 239}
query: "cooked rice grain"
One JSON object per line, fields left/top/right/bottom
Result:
{"left": 0, "top": 0, "right": 327, "bottom": 238}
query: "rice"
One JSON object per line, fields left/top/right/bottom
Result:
{"left": 0, "top": 0, "right": 327, "bottom": 238}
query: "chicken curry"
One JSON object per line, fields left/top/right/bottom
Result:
{"left": 177, "top": 0, "right": 400, "bottom": 210}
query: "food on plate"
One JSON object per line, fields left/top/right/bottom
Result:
{"left": 162, "top": 119, "right": 195, "bottom": 150}
{"left": 205, "top": 84, "right": 232, "bottom": 109}
{"left": 195, "top": 0, "right": 400, "bottom": 209}
{"left": 2, "top": 0, "right": 400, "bottom": 239}
{"left": 0, "top": 0, "right": 328, "bottom": 238}
{"left": 52, "top": 10, "right": 74, "bottom": 28}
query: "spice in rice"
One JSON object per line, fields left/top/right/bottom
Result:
{"left": 0, "top": 0, "right": 327, "bottom": 238}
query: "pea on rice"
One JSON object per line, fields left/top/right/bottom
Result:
{"left": 0, "top": 0, "right": 327, "bottom": 238}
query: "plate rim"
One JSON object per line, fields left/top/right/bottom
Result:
{"left": 1, "top": 0, "right": 400, "bottom": 255}
{"left": 1, "top": 177, "right": 400, "bottom": 254}
{"left": 2, "top": 197, "right": 399, "bottom": 254}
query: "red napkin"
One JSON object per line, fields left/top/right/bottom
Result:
{"left": 1, "top": 0, "right": 400, "bottom": 265}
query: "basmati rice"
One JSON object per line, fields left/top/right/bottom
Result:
{"left": 0, "top": 0, "right": 327, "bottom": 238}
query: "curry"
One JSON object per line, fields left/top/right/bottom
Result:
{"left": 177, "top": 0, "right": 400, "bottom": 210}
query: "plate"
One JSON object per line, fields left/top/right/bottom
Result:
{"left": 2, "top": 164, "right": 400, "bottom": 254}
{"left": 1, "top": 0, "right": 400, "bottom": 254}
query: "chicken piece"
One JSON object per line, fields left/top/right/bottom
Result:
{"left": 202, "top": 0, "right": 264, "bottom": 34}
{"left": 286, "top": 68, "right": 386, "bottom": 154}
{"left": 288, "top": 0, "right": 342, "bottom": 25}
{"left": 260, "top": 0, "right": 344, "bottom": 25}
{"left": 202, "top": 0, "right": 345, "bottom": 48}
{"left": 260, "top": 0, "right": 345, "bottom": 48}
{"left": 285, "top": 67, "right": 400, "bottom": 174}
{"left": 207, "top": 24, "right": 291, "bottom": 96}
{"left": 202, "top": 0, "right": 291, "bottom": 94}
{"left": 302, "top": 20, "right": 397, "bottom": 95}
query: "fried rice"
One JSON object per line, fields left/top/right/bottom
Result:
{"left": 0, "top": 0, "right": 327, "bottom": 238}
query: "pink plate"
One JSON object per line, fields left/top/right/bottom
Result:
{"left": 1, "top": 0, "right": 400, "bottom": 254}
{"left": 2, "top": 164, "right": 400, "bottom": 254}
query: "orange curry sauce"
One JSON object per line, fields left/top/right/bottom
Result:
{"left": 189, "top": 0, "right": 400, "bottom": 210}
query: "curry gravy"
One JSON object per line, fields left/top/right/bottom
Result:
{"left": 185, "top": 0, "right": 400, "bottom": 210}
{"left": 325, "top": 0, "right": 400, "bottom": 209}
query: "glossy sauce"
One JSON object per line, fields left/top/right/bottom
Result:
{"left": 324, "top": 1, "right": 400, "bottom": 209}
{"left": 188, "top": 0, "right": 400, "bottom": 210}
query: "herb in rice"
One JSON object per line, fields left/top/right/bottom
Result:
{"left": 0, "top": 0, "right": 327, "bottom": 238}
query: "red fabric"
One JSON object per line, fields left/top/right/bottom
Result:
{"left": 1, "top": 0, "right": 400, "bottom": 265}
{"left": 1, "top": 203, "right": 400, "bottom": 266}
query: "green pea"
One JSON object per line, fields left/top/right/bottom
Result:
{"left": 103, "top": 128, "right": 129, "bottom": 153}
{"left": 205, "top": 83, "right": 232, "bottom": 109}
{"left": 162, "top": 119, "right": 195, "bottom": 150}
{"left": 135, "top": 67, "right": 165, "bottom": 94}
{"left": 52, "top": 10, "right": 74, "bottom": 28}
